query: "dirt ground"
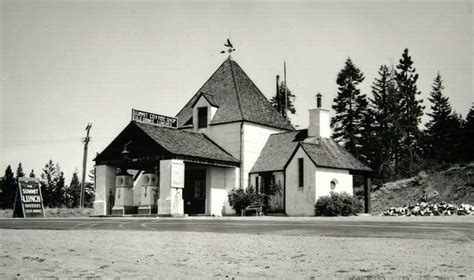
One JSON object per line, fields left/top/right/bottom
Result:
{"left": 1, "top": 228, "right": 472, "bottom": 279}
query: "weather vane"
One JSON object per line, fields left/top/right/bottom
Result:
{"left": 220, "top": 38, "right": 236, "bottom": 54}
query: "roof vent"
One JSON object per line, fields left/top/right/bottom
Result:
{"left": 316, "top": 93, "right": 322, "bottom": 108}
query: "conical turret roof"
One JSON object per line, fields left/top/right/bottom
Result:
{"left": 176, "top": 57, "right": 294, "bottom": 130}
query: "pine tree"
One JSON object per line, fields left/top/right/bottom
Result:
{"left": 66, "top": 172, "right": 81, "bottom": 208}
{"left": 1, "top": 166, "right": 16, "bottom": 209}
{"left": 84, "top": 169, "right": 96, "bottom": 207}
{"left": 425, "top": 73, "right": 461, "bottom": 162}
{"left": 54, "top": 164, "right": 66, "bottom": 207}
{"left": 366, "top": 65, "right": 400, "bottom": 180}
{"left": 395, "top": 49, "right": 424, "bottom": 176}
{"left": 29, "top": 169, "right": 36, "bottom": 178}
{"left": 40, "top": 160, "right": 66, "bottom": 207}
{"left": 331, "top": 57, "right": 368, "bottom": 158}
{"left": 449, "top": 112, "right": 465, "bottom": 160}
{"left": 41, "top": 160, "right": 56, "bottom": 207}
{"left": 270, "top": 80, "right": 296, "bottom": 119}
{"left": 14, "top": 162, "right": 26, "bottom": 204}
{"left": 463, "top": 105, "right": 474, "bottom": 162}
{"left": 15, "top": 162, "right": 25, "bottom": 181}
{"left": 358, "top": 107, "right": 378, "bottom": 168}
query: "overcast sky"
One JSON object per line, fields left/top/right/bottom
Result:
{"left": 1, "top": 0, "right": 472, "bottom": 182}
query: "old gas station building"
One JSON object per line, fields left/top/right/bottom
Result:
{"left": 93, "top": 57, "right": 372, "bottom": 216}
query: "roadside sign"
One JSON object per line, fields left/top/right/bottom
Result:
{"left": 131, "top": 108, "right": 178, "bottom": 129}
{"left": 13, "top": 178, "right": 45, "bottom": 218}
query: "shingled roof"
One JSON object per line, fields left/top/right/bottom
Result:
{"left": 250, "top": 130, "right": 371, "bottom": 173}
{"left": 95, "top": 122, "right": 239, "bottom": 166}
{"left": 176, "top": 57, "right": 294, "bottom": 130}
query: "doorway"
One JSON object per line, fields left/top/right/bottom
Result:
{"left": 261, "top": 172, "right": 284, "bottom": 213}
{"left": 183, "top": 168, "right": 206, "bottom": 215}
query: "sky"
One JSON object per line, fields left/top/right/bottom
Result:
{"left": 1, "top": 0, "right": 472, "bottom": 182}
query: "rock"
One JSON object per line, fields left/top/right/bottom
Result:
{"left": 381, "top": 199, "right": 473, "bottom": 216}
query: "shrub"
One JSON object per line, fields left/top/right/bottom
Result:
{"left": 314, "top": 191, "right": 362, "bottom": 216}
{"left": 228, "top": 186, "right": 265, "bottom": 215}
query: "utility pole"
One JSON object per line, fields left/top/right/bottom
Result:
{"left": 284, "top": 61, "right": 288, "bottom": 119}
{"left": 80, "top": 123, "right": 92, "bottom": 208}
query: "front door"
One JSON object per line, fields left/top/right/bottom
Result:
{"left": 184, "top": 169, "right": 206, "bottom": 215}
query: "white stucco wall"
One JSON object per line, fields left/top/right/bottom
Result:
{"left": 184, "top": 119, "right": 285, "bottom": 191}
{"left": 284, "top": 147, "right": 354, "bottom": 216}
{"left": 205, "top": 166, "right": 238, "bottom": 216}
{"left": 315, "top": 167, "right": 353, "bottom": 201}
{"left": 285, "top": 147, "right": 316, "bottom": 216}
{"left": 206, "top": 122, "right": 241, "bottom": 160}
{"left": 242, "top": 122, "right": 284, "bottom": 189}
{"left": 93, "top": 165, "right": 116, "bottom": 216}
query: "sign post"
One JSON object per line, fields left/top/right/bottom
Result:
{"left": 12, "top": 178, "right": 45, "bottom": 218}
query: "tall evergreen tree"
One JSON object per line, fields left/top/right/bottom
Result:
{"left": 84, "top": 169, "right": 96, "bottom": 208}
{"left": 425, "top": 73, "right": 461, "bottom": 162}
{"left": 1, "top": 166, "right": 16, "bottom": 209}
{"left": 54, "top": 164, "right": 66, "bottom": 207}
{"left": 449, "top": 112, "right": 465, "bottom": 160}
{"left": 331, "top": 57, "right": 368, "bottom": 158}
{"left": 366, "top": 65, "right": 400, "bottom": 180}
{"left": 358, "top": 107, "right": 377, "bottom": 168}
{"left": 40, "top": 160, "right": 66, "bottom": 207}
{"left": 15, "top": 162, "right": 25, "bottom": 181}
{"left": 14, "top": 163, "right": 26, "bottom": 205}
{"left": 463, "top": 105, "right": 474, "bottom": 162}
{"left": 395, "top": 49, "right": 424, "bottom": 175}
{"left": 41, "top": 160, "right": 56, "bottom": 207}
{"left": 66, "top": 171, "right": 81, "bottom": 208}
{"left": 270, "top": 80, "right": 296, "bottom": 119}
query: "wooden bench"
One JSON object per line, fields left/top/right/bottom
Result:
{"left": 242, "top": 202, "right": 264, "bottom": 216}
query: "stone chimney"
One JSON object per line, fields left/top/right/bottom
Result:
{"left": 308, "top": 93, "right": 331, "bottom": 138}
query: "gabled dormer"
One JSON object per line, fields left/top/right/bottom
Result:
{"left": 190, "top": 92, "right": 219, "bottom": 132}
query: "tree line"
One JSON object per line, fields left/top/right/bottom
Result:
{"left": 270, "top": 48, "right": 473, "bottom": 183}
{"left": 331, "top": 48, "right": 473, "bottom": 182}
{"left": 1, "top": 161, "right": 95, "bottom": 209}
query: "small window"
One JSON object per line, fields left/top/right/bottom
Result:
{"left": 298, "top": 158, "right": 304, "bottom": 187}
{"left": 330, "top": 179, "right": 338, "bottom": 191}
{"left": 197, "top": 107, "right": 208, "bottom": 128}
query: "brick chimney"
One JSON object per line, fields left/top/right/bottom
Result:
{"left": 308, "top": 93, "right": 331, "bottom": 138}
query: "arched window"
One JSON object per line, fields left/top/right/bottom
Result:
{"left": 330, "top": 179, "right": 338, "bottom": 191}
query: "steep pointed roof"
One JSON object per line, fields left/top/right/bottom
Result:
{"left": 176, "top": 57, "right": 294, "bottom": 130}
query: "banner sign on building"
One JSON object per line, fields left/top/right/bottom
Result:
{"left": 131, "top": 109, "right": 178, "bottom": 129}
{"left": 13, "top": 178, "right": 45, "bottom": 218}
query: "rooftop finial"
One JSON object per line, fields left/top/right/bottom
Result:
{"left": 220, "top": 38, "right": 236, "bottom": 55}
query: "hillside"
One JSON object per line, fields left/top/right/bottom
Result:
{"left": 371, "top": 163, "right": 474, "bottom": 214}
